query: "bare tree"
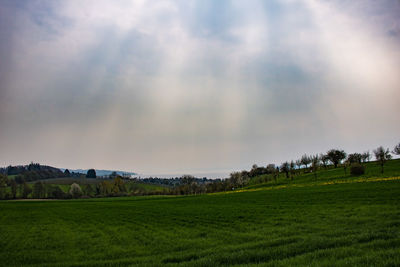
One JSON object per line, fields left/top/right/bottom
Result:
{"left": 361, "top": 151, "right": 371, "bottom": 163}
{"left": 373, "top": 146, "right": 392, "bottom": 173}
{"left": 295, "top": 159, "right": 302, "bottom": 170}
{"left": 347, "top": 153, "right": 362, "bottom": 164}
{"left": 266, "top": 164, "right": 278, "bottom": 182}
{"left": 280, "top": 162, "right": 290, "bottom": 179}
{"left": 300, "top": 154, "right": 312, "bottom": 169}
{"left": 229, "top": 172, "right": 243, "bottom": 189}
{"left": 290, "top": 161, "right": 296, "bottom": 180}
{"left": 320, "top": 154, "right": 329, "bottom": 169}
{"left": 393, "top": 143, "right": 400, "bottom": 156}
{"left": 343, "top": 159, "right": 350, "bottom": 176}
{"left": 326, "top": 149, "right": 347, "bottom": 168}
{"left": 311, "top": 155, "right": 320, "bottom": 180}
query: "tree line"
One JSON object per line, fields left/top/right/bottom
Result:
{"left": 226, "top": 143, "right": 399, "bottom": 190}
{"left": 0, "top": 143, "right": 399, "bottom": 199}
{"left": 0, "top": 175, "right": 170, "bottom": 200}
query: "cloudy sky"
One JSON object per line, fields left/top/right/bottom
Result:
{"left": 1, "top": 0, "right": 399, "bottom": 177}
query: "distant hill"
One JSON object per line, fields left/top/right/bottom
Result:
{"left": 0, "top": 163, "right": 63, "bottom": 176}
{"left": 0, "top": 163, "right": 136, "bottom": 179}
{"left": 61, "top": 169, "right": 136, "bottom": 177}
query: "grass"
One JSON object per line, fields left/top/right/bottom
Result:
{"left": 247, "top": 159, "right": 400, "bottom": 189}
{"left": 1, "top": 159, "right": 399, "bottom": 266}
{"left": 1, "top": 176, "right": 400, "bottom": 265}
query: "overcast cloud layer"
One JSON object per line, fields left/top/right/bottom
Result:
{"left": 1, "top": 0, "right": 399, "bottom": 176}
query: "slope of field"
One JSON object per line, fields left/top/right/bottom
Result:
{"left": 247, "top": 159, "right": 400, "bottom": 188}
{"left": 1, "top": 178, "right": 399, "bottom": 266}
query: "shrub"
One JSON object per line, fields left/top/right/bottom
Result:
{"left": 350, "top": 164, "right": 365, "bottom": 176}
{"left": 48, "top": 185, "right": 67, "bottom": 199}
{"left": 69, "top": 183, "right": 83, "bottom": 198}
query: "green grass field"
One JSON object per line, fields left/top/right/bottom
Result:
{"left": 1, "top": 160, "right": 400, "bottom": 266}
{"left": 248, "top": 159, "right": 400, "bottom": 187}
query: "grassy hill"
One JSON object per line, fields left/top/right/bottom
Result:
{"left": 247, "top": 158, "right": 400, "bottom": 188}
{"left": 0, "top": 160, "right": 399, "bottom": 266}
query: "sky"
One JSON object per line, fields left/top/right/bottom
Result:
{"left": 0, "top": 0, "right": 399, "bottom": 177}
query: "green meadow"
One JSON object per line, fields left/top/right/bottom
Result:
{"left": 1, "top": 160, "right": 400, "bottom": 266}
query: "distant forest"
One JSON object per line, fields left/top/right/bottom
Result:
{"left": 0, "top": 163, "right": 82, "bottom": 183}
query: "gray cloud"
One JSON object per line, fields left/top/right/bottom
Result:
{"left": 0, "top": 0, "right": 399, "bottom": 175}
